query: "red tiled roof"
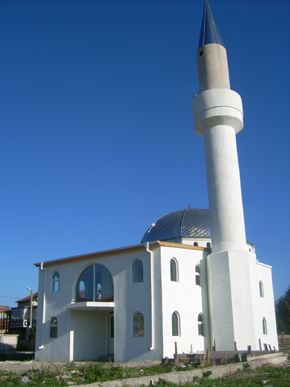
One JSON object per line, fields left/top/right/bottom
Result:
{"left": 0, "top": 306, "right": 10, "bottom": 312}
{"left": 16, "top": 292, "right": 38, "bottom": 303}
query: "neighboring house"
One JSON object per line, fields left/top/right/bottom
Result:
{"left": 0, "top": 306, "right": 10, "bottom": 334}
{"left": 10, "top": 293, "right": 38, "bottom": 350}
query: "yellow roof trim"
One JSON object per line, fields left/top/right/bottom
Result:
{"left": 34, "top": 241, "right": 209, "bottom": 267}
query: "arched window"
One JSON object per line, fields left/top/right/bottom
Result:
{"left": 52, "top": 272, "right": 60, "bottom": 292}
{"left": 133, "top": 312, "right": 144, "bottom": 337}
{"left": 50, "top": 317, "right": 58, "bottom": 338}
{"left": 262, "top": 318, "right": 267, "bottom": 335}
{"left": 170, "top": 259, "right": 178, "bottom": 282}
{"left": 195, "top": 265, "right": 201, "bottom": 286}
{"left": 206, "top": 242, "right": 211, "bottom": 249}
{"left": 172, "top": 311, "right": 180, "bottom": 336}
{"left": 194, "top": 242, "right": 198, "bottom": 247}
{"left": 75, "top": 264, "right": 113, "bottom": 302}
{"left": 132, "top": 260, "right": 143, "bottom": 283}
{"left": 259, "top": 281, "right": 264, "bottom": 298}
{"left": 198, "top": 313, "right": 204, "bottom": 336}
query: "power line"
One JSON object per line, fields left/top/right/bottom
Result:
{"left": 0, "top": 295, "right": 21, "bottom": 299}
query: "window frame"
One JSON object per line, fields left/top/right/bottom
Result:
{"left": 198, "top": 313, "right": 204, "bottom": 337}
{"left": 133, "top": 312, "right": 144, "bottom": 337}
{"left": 195, "top": 265, "right": 201, "bottom": 286}
{"left": 52, "top": 272, "right": 60, "bottom": 292}
{"left": 170, "top": 258, "right": 179, "bottom": 282}
{"left": 132, "top": 259, "right": 143, "bottom": 283}
{"left": 50, "top": 317, "right": 58, "bottom": 338}
{"left": 172, "top": 311, "right": 180, "bottom": 336}
{"left": 262, "top": 317, "right": 267, "bottom": 335}
{"left": 75, "top": 263, "right": 114, "bottom": 303}
{"left": 259, "top": 281, "right": 264, "bottom": 298}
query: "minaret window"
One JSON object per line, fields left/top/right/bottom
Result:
{"left": 259, "top": 281, "right": 264, "bottom": 298}
{"left": 133, "top": 312, "right": 144, "bottom": 337}
{"left": 195, "top": 265, "right": 201, "bottom": 286}
{"left": 262, "top": 318, "right": 267, "bottom": 335}
{"left": 52, "top": 272, "right": 60, "bottom": 292}
{"left": 198, "top": 313, "right": 204, "bottom": 336}
{"left": 132, "top": 260, "right": 143, "bottom": 283}
{"left": 170, "top": 258, "right": 179, "bottom": 282}
{"left": 172, "top": 311, "right": 180, "bottom": 336}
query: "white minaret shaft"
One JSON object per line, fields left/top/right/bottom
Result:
{"left": 192, "top": 0, "right": 257, "bottom": 351}
{"left": 192, "top": 0, "right": 247, "bottom": 254}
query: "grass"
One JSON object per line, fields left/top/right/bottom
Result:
{"left": 0, "top": 360, "right": 289, "bottom": 386}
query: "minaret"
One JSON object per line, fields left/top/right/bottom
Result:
{"left": 192, "top": 0, "right": 258, "bottom": 351}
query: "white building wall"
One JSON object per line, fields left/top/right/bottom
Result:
{"left": 71, "top": 311, "right": 108, "bottom": 361}
{"left": 160, "top": 246, "right": 210, "bottom": 359}
{"left": 35, "top": 242, "right": 278, "bottom": 363}
{"left": 36, "top": 246, "right": 164, "bottom": 363}
{"left": 256, "top": 262, "right": 278, "bottom": 350}
{"left": 113, "top": 249, "right": 153, "bottom": 362}
{"left": 207, "top": 250, "right": 257, "bottom": 351}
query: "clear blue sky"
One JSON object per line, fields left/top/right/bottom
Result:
{"left": 0, "top": 0, "right": 289, "bottom": 308}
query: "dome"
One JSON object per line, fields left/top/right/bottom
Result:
{"left": 141, "top": 208, "right": 211, "bottom": 243}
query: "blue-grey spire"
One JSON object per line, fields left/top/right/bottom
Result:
{"left": 198, "top": 0, "right": 225, "bottom": 50}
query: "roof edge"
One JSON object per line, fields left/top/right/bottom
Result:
{"left": 34, "top": 241, "right": 209, "bottom": 268}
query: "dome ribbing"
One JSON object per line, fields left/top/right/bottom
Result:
{"left": 141, "top": 208, "right": 211, "bottom": 243}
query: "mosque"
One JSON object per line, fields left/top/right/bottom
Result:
{"left": 34, "top": 0, "right": 278, "bottom": 362}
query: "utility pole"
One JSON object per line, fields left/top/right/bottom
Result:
{"left": 26, "top": 287, "right": 33, "bottom": 330}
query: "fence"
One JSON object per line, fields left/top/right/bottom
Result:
{"left": 278, "top": 332, "right": 290, "bottom": 346}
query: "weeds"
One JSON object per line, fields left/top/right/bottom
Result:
{"left": 0, "top": 360, "right": 289, "bottom": 386}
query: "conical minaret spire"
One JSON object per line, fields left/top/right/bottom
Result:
{"left": 198, "top": 0, "right": 224, "bottom": 49}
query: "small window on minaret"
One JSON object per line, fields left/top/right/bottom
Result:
{"left": 195, "top": 265, "right": 201, "bottom": 286}
{"left": 262, "top": 318, "right": 267, "bottom": 335}
{"left": 194, "top": 242, "right": 198, "bottom": 247}
{"left": 259, "top": 281, "right": 264, "bottom": 298}
{"left": 198, "top": 314, "right": 204, "bottom": 336}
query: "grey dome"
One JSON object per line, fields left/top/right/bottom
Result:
{"left": 141, "top": 208, "right": 211, "bottom": 243}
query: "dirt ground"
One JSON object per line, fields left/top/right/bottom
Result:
{"left": 0, "top": 359, "right": 162, "bottom": 375}
{"left": 1, "top": 349, "right": 289, "bottom": 376}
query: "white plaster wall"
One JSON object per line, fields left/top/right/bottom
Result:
{"left": 71, "top": 311, "right": 108, "bottom": 360}
{"left": 256, "top": 262, "right": 278, "bottom": 350}
{"left": 35, "top": 246, "right": 164, "bottom": 363}
{"left": 160, "top": 246, "right": 210, "bottom": 359}
{"left": 113, "top": 249, "right": 152, "bottom": 362}
{"left": 207, "top": 250, "right": 258, "bottom": 351}
{"left": 204, "top": 125, "right": 247, "bottom": 253}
